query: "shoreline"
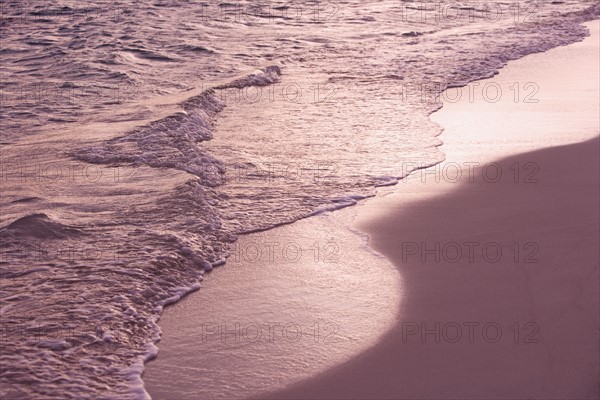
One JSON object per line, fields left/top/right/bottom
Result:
{"left": 1, "top": 1, "right": 599, "bottom": 397}
{"left": 142, "top": 201, "right": 403, "bottom": 399}
{"left": 264, "top": 20, "right": 599, "bottom": 399}
{"left": 142, "top": 20, "right": 599, "bottom": 400}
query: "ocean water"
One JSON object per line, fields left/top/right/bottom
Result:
{"left": 0, "top": 1, "right": 598, "bottom": 398}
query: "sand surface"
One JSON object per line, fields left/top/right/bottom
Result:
{"left": 143, "top": 199, "right": 402, "bottom": 400}
{"left": 266, "top": 137, "right": 599, "bottom": 399}
{"left": 144, "top": 21, "right": 599, "bottom": 399}
{"left": 263, "top": 21, "right": 599, "bottom": 400}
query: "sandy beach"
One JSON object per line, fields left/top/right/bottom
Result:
{"left": 265, "top": 136, "right": 599, "bottom": 399}
{"left": 2, "top": 1, "right": 599, "bottom": 398}
{"left": 262, "top": 20, "right": 600, "bottom": 399}
{"left": 140, "top": 18, "right": 600, "bottom": 400}
{"left": 142, "top": 20, "right": 600, "bottom": 400}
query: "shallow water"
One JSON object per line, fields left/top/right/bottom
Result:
{"left": 1, "top": 1, "right": 598, "bottom": 398}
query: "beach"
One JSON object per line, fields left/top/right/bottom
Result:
{"left": 264, "top": 20, "right": 600, "bottom": 399}
{"left": 265, "top": 136, "right": 599, "bottom": 399}
{"left": 145, "top": 20, "right": 599, "bottom": 399}
{"left": 1, "top": 1, "right": 598, "bottom": 398}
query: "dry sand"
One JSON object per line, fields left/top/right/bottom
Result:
{"left": 266, "top": 138, "right": 599, "bottom": 399}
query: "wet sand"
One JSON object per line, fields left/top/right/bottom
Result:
{"left": 143, "top": 20, "right": 599, "bottom": 399}
{"left": 263, "top": 20, "right": 599, "bottom": 400}
{"left": 143, "top": 200, "right": 403, "bottom": 400}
